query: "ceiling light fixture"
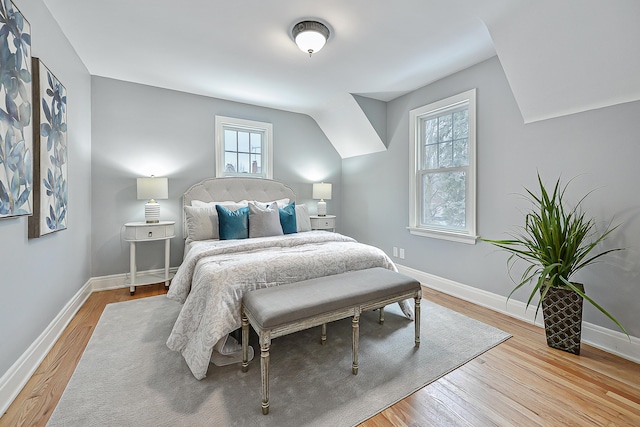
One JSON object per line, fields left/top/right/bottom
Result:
{"left": 292, "top": 20, "right": 330, "bottom": 57}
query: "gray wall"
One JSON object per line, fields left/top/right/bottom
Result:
{"left": 91, "top": 77, "right": 341, "bottom": 277}
{"left": 342, "top": 56, "right": 640, "bottom": 337}
{"left": 0, "top": 0, "right": 92, "bottom": 376}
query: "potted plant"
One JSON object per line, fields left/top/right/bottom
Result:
{"left": 482, "top": 174, "right": 628, "bottom": 354}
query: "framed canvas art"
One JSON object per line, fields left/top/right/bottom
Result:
{"left": 28, "top": 58, "right": 67, "bottom": 237}
{"left": 0, "top": 1, "right": 32, "bottom": 219}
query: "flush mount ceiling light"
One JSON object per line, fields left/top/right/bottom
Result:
{"left": 292, "top": 20, "right": 330, "bottom": 57}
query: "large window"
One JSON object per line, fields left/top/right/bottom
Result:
{"left": 215, "top": 116, "right": 273, "bottom": 179}
{"left": 409, "top": 89, "right": 477, "bottom": 244}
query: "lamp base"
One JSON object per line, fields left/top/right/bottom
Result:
{"left": 145, "top": 202, "right": 160, "bottom": 223}
{"left": 317, "top": 200, "right": 327, "bottom": 216}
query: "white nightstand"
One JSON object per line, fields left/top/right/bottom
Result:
{"left": 124, "top": 221, "right": 176, "bottom": 295}
{"left": 310, "top": 214, "right": 336, "bottom": 232}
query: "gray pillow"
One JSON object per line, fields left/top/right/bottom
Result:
{"left": 184, "top": 205, "right": 218, "bottom": 242}
{"left": 249, "top": 201, "right": 284, "bottom": 238}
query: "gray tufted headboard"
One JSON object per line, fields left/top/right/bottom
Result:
{"left": 182, "top": 177, "right": 296, "bottom": 236}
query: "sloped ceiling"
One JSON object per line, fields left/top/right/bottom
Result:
{"left": 488, "top": 0, "right": 640, "bottom": 123}
{"left": 41, "top": 0, "right": 640, "bottom": 156}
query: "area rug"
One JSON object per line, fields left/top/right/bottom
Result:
{"left": 47, "top": 295, "right": 510, "bottom": 427}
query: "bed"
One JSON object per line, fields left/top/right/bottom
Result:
{"left": 166, "top": 177, "right": 413, "bottom": 380}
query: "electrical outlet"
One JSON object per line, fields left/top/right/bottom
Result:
{"left": 393, "top": 247, "right": 398, "bottom": 257}
{"left": 399, "top": 248, "right": 405, "bottom": 259}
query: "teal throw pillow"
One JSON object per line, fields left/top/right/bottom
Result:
{"left": 216, "top": 205, "right": 249, "bottom": 240}
{"left": 278, "top": 201, "right": 297, "bottom": 235}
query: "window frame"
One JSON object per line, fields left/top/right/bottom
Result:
{"left": 408, "top": 89, "right": 477, "bottom": 244}
{"left": 215, "top": 115, "right": 273, "bottom": 179}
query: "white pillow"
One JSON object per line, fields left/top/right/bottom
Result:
{"left": 295, "top": 204, "right": 312, "bottom": 232}
{"left": 191, "top": 200, "right": 241, "bottom": 208}
{"left": 253, "top": 198, "right": 290, "bottom": 209}
{"left": 192, "top": 199, "right": 288, "bottom": 209}
{"left": 248, "top": 201, "right": 284, "bottom": 238}
{"left": 184, "top": 202, "right": 247, "bottom": 242}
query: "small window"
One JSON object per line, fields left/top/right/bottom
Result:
{"left": 408, "top": 89, "right": 477, "bottom": 244}
{"left": 215, "top": 116, "right": 273, "bottom": 179}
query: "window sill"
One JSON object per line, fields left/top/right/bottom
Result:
{"left": 407, "top": 227, "right": 478, "bottom": 245}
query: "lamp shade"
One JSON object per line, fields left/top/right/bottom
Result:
{"left": 137, "top": 177, "right": 168, "bottom": 201}
{"left": 292, "top": 21, "right": 330, "bottom": 57}
{"left": 312, "top": 182, "right": 332, "bottom": 200}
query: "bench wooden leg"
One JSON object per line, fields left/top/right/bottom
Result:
{"left": 415, "top": 296, "right": 421, "bottom": 347}
{"left": 260, "top": 332, "right": 271, "bottom": 415}
{"left": 379, "top": 306, "right": 385, "bottom": 324}
{"left": 241, "top": 310, "right": 249, "bottom": 372}
{"left": 352, "top": 312, "right": 360, "bottom": 375}
{"left": 321, "top": 323, "right": 327, "bottom": 345}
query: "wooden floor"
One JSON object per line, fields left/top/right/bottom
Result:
{"left": 2, "top": 284, "right": 639, "bottom": 427}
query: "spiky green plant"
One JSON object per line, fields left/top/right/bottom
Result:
{"left": 482, "top": 173, "right": 628, "bottom": 336}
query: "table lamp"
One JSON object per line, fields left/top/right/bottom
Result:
{"left": 137, "top": 176, "right": 168, "bottom": 223}
{"left": 312, "top": 182, "right": 332, "bottom": 216}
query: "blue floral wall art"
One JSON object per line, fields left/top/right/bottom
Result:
{"left": 28, "top": 58, "right": 67, "bottom": 237}
{"left": 0, "top": 1, "right": 32, "bottom": 219}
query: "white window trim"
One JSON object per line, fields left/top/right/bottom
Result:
{"left": 215, "top": 115, "right": 273, "bottom": 179}
{"left": 408, "top": 89, "right": 477, "bottom": 245}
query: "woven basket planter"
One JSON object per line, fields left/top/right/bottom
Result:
{"left": 540, "top": 283, "right": 584, "bottom": 355}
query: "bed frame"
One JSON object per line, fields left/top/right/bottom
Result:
{"left": 182, "top": 177, "right": 297, "bottom": 236}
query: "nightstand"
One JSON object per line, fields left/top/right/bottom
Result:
{"left": 310, "top": 214, "right": 336, "bottom": 232}
{"left": 124, "top": 221, "right": 176, "bottom": 295}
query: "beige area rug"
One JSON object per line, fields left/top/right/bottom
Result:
{"left": 47, "top": 295, "right": 510, "bottom": 427}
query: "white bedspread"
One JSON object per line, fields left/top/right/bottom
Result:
{"left": 166, "top": 231, "right": 412, "bottom": 379}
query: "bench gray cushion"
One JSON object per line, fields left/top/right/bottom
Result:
{"left": 243, "top": 267, "right": 420, "bottom": 329}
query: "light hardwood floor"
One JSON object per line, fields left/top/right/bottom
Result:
{"left": 2, "top": 283, "right": 639, "bottom": 426}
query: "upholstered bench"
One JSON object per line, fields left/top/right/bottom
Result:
{"left": 241, "top": 267, "right": 422, "bottom": 415}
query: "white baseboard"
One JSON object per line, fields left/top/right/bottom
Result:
{"left": 0, "top": 280, "right": 93, "bottom": 417}
{"left": 0, "top": 267, "right": 179, "bottom": 418}
{"left": 397, "top": 264, "right": 640, "bottom": 364}
{"left": 89, "top": 267, "right": 179, "bottom": 292}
